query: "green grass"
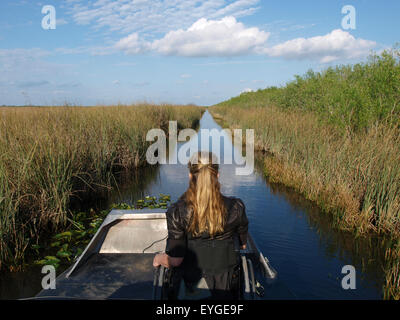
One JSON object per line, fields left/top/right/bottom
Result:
{"left": 211, "top": 49, "right": 400, "bottom": 299}
{"left": 0, "top": 104, "right": 204, "bottom": 271}
{"left": 218, "top": 48, "right": 400, "bottom": 132}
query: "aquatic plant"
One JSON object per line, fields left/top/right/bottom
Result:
{"left": 210, "top": 49, "right": 400, "bottom": 299}
{"left": 0, "top": 104, "right": 203, "bottom": 270}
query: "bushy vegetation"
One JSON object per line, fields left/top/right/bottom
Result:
{"left": 0, "top": 104, "right": 203, "bottom": 270}
{"left": 211, "top": 49, "right": 400, "bottom": 299}
{"left": 219, "top": 49, "right": 400, "bottom": 131}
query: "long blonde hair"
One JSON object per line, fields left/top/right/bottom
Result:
{"left": 184, "top": 151, "right": 226, "bottom": 237}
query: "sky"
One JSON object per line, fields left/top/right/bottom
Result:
{"left": 0, "top": 0, "right": 399, "bottom": 106}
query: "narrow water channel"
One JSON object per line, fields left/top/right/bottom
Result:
{"left": 1, "top": 110, "right": 385, "bottom": 299}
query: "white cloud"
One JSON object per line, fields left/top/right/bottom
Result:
{"left": 65, "top": 0, "right": 261, "bottom": 35}
{"left": 153, "top": 16, "right": 269, "bottom": 57}
{"left": 0, "top": 48, "right": 50, "bottom": 59}
{"left": 16, "top": 80, "right": 50, "bottom": 88}
{"left": 114, "top": 33, "right": 149, "bottom": 54}
{"left": 55, "top": 46, "right": 116, "bottom": 56}
{"left": 57, "top": 18, "right": 69, "bottom": 26}
{"left": 56, "top": 81, "right": 81, "bottom": 88}
{"left": 113, "top": 62, "right": 137, "bottom": 67}
{"left": 0, "top": 48, "right": 60, "bottom": 79}
{"left": 116, "top": 16, "right": 269, "bottom": 57}
{"left": 132, "top": 81, "right": 150, "bottom": 87}
{"left": 180, "top": 74, "right": 192, "bottom": 78}
{"left": 194, "top": 60, "right": 265, "bottom": 66}
{"left": 263, "top": 29, "right": 376, "bottom": 63}
{"left": 0, "top": 48, "right": 80, "bottom": 105}
{"left": 209, "top": 0, "right": 260, "bottom": 18}
{"left": 241, "top": 88, "right": 254, "bottom": 94}
{"left": 63, "top": 1, "right": 376, "bottom": 63}
{"left": 114, "top": 22, "right": 376, "bottom": 61}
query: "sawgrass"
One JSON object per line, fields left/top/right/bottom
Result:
{"left": 0, "top": 104, "right": 204, "bottom": 270}
{"left": 210, "top": 49, "right": 400, "bottom": 299}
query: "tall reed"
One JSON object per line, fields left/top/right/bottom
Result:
{"left": 210, "top": 49, "right": 400, "bottom": 299}
{"left": 0, "top": 104, "right": 204, "bottom": 270}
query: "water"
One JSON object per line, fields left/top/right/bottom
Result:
{"left": 110, "top": 110, "right": 385, "bottom": 299}
{"left": 0, "top": 110, "right": 385, "bottom": 299}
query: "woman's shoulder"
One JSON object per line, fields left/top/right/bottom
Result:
{"left": 171, "top": 194, "right": 244, "bottom": 209}
{"left": 221, "top": 195, "right": 247, "bottom": 233}
{"left": 222, "top": 195, "right": 245, "bottom": 210}
{"left": 167, "top": 198, "right": 185, "bottom": 214}
{"left": 166, "top": 197, "right": 190, "bottom": 221}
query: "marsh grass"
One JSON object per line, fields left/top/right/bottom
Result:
{"left": 218, "top": 49, "right": 400, "bottom": 132}
{"left": 211, "top": 106, "right": 400, "bottom": 235}
{"left": 210, "top": 49, "right": 400, "bottom": 299}
{"left": 0, "top": 104, "right": 204, "bottom": 270}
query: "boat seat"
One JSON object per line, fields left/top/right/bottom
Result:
{"left": 177, "top": 277, "right": 212, "bottom": 300}
{"left": 153, "top": 253, "right": 256, "bottom": 300}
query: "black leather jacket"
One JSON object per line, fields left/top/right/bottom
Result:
{"left": 165, "top": 195, "right": 249, "bottom": 258}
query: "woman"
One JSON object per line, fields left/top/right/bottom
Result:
{"left": 153, "top": 151, "right": 249, "bottom": 299}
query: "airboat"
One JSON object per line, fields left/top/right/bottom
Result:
{"left": 33, "top": 209, "right": 277, "bottom": 300}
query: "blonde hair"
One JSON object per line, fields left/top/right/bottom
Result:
{"left": 185, "top": 151, "right": 226, "bottom": 237}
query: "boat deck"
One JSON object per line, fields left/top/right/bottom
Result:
{"left": 33, "top": 210, "right": 277, "bottom": 300}
{"left": 37, "top": 253, "right": 155, "bottom": 299}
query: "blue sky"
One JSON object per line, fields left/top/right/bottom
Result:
{"left": 0, "top": 0, "right": 399, "bottom": 106}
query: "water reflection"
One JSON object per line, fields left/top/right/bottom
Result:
{"left": 1, "top": 110, "right": 385, "bottom": 299}
{"left": 111, "top": 110, "right": 384, "bottom": 299}
{"left": 256, "top": 158, "right": 386, "bottom": 297}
